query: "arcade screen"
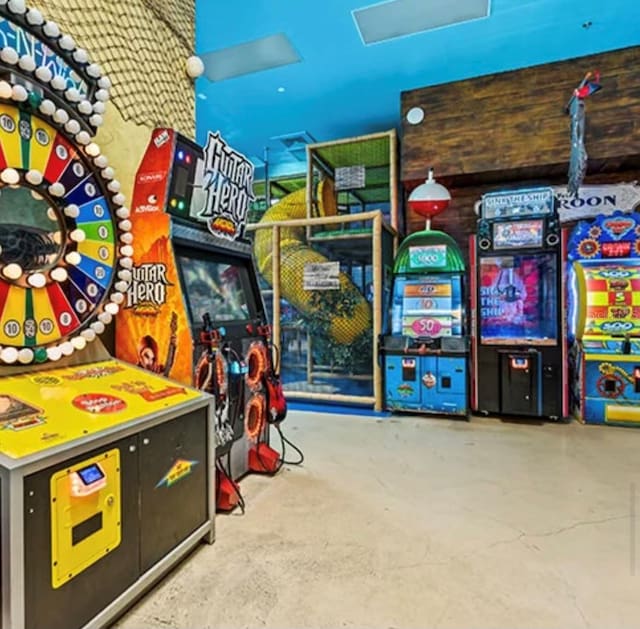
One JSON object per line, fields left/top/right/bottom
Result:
{"left": 479, "top": 253, "right": 558, "bottom": 345}
{"left": 176, "top": 251, "right": 254, "bottom": 325}
{"left": 392, "top": 275, "right": 463, "bottom": 339}
{"left": 493, "top": 219, "right": 544, "bottom": 250}
{"left": 573, "top": 261, "right": 640, "bottom": 338}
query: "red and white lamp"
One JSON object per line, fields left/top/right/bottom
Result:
{"left": 408, "top": 168, "right": 451, "bottom": 230}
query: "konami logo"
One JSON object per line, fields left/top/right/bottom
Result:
{"left": 137, "top": 171, "right": 165, "bottom": 184}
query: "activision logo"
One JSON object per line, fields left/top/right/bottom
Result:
{"left": 198, "top": 131, "right": 254, "bottom": 241}
{"left": 125, "top": 263, "right": 172, "bottom": 312}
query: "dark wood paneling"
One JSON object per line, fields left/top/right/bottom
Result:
{"left": 401, "top": 47, "right": 640, "bottom": 184}
{"left": 408, "top": 169, "right": 640, "bottom": 264}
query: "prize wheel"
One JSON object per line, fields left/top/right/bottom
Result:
{"left": 245, "top": 340, "right": 268, "bottom": 390}
{"left": 0, "top": 2, "right": 131, "bottom": 365}
{"left": 244, "top": 392, "right": 266, "bottom": 442}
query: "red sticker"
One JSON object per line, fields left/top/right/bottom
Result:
{"left": 72, "top": 393, "right": 127, "bottom": 414}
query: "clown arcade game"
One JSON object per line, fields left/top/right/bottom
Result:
{"left": 116, "top": 128, "right": 285, "bottom": 510}
{"left": 566, "top": 210, "right": 640, "bottom": 425}
{"left": 0, "top": 5, "right": 215, "bottom": 629}
{"left": 382, "top": 170, "right": 468, "bottom": 416}
{"left": 471, "top": 187, "right": 568, "bottom": 419}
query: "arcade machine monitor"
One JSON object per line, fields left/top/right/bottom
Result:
{"left": 392, "top": 276, "right": 463, "bottom": 339}
{"left": 176, "top": 250, "right": 256, "bottom": 326}
{"left": 478, "top": 253, "right": 558, "bottom": 346}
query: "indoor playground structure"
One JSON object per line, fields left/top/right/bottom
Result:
{"left": 251, "top": 131, "right": 399, "bottom": 410}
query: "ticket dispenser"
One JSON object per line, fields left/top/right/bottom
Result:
{"left": 50, "top": 450, "right": 121, "bottom": 588}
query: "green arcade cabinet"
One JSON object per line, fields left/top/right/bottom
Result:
{"left": 381, "top": 170, "right": 468, "bottom": 416}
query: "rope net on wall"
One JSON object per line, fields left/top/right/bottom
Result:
{"left": 33, "top": 0, "right": 195, "bottom": 136}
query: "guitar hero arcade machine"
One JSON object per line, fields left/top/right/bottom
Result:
{"left": 470, "top": 188, "right": 568, "bottom": 420}
{"left": 116, "top": 128, "right": 283, "bottom": 509}
{"left": 567, "top": 210, "right": 640, "bottom": 425}
{"left": 0, "top": 6, "right": 214, "bottom": 629}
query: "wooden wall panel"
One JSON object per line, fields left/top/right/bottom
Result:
{"left": 409, "top": 169, "right": 640, "bottom": 264}
{"left": 401, "top": 47, "right": 640, "bottom": 184}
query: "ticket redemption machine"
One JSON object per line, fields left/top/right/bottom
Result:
{"left": 382, "top": 230, "right": 468, "bottom": 416}
{"left": 0, "top": 6, "right": 214, "bottom": 629}
{"left": 116, "top": 128, "right": 282, "bottom": 510}
{"left": 470, "top": 188, "right": 568, "bottom": 419}
{"left": 381, "top": 170, "right": 468, "bottom": 416}
{"left": 567, "top": 210, "right": 640, "bottom": 425}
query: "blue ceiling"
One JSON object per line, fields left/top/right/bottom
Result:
{"left": 195, "top": 0, "right": 640, "bottom": 180}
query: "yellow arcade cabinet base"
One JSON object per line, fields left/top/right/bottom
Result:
{"left": 0, "top": 359, "right": 214, "bottom": 629}
{"left": 0, "top": 359, "right": 202, "bottom": 459}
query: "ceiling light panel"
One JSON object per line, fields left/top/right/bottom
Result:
{"left": 353, "top": 0, "right": 490, "bottom": 45}
{"left": 201, "top": 33, "right": 301, "bottom": 82}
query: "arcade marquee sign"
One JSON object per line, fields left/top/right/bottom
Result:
{"left": 198, "top": 131, "right": 255, "bottom": 241}
{"left": 554, "top": 183, "right": 640, "bottom": 223}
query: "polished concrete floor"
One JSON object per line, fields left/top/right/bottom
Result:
{"left": 114, "top": 411, "right": 640, "bottom": 629}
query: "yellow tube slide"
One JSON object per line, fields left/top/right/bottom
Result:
{"left": 253, "top": 180, "right": 372, "bottom": 345}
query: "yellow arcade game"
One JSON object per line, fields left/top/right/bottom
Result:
{"left": 567, "top": 210, "right": 640, "bottom": 425}
{"left": 0, "top": 6, "right": 214, "bottom": 629}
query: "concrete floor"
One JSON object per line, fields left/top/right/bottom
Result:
{"left": 114, "top": 411, "right": 640, "bottom": 629}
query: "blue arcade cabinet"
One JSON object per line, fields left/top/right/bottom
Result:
{"left": 381, "top": 229, "right": 468, "bottom": 416}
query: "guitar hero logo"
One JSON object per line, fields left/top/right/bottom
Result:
{"left": 125, "top": 263, "right": 171, "bottom": 312}
{"left": 198, "top": 132, "right": 254, "bottom": 241}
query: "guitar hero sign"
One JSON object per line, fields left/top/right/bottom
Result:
{"left": 198, "top": 131, "right": 255, "bottom": 241}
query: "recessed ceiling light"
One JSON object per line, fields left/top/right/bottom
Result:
{"left": 406, "top": 106, "right": 424, "bottom": 125}
{"left": 353, "top": 0, "right": 490, "bottom": 45}
{"left": 277, "top": 86, "right": 286, "bottom": 93}
{"left": 201, "top": 33, "right": 301, "bottom": 82}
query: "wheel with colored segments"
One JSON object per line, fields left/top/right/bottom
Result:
{"left": 0, "top": 2, "right": 131, "bottom": 365}
{"left": 0, "top": 103, "right": 130, "bottom": 363}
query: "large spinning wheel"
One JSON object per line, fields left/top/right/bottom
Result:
{"left": 0, "top": 0, "right": 131, "bottom": 365}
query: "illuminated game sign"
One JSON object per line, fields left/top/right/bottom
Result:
{"left": 408, "top": 245, "right": 447, "bottom": 268}
{"left": 199, "top": 132, "right": 255, "bottom": 242}
{"left": 567, "top": 210, "right": 640, "bottom": 262}
{"left": 481, "top": 188, "right": 554, "bottom": 220}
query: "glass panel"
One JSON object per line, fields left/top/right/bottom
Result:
{"left": 479, "top": 253, "right": 558, "bottom": 345}
{"left": 0, "top": 187, "right": 63, "bottom": 271}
